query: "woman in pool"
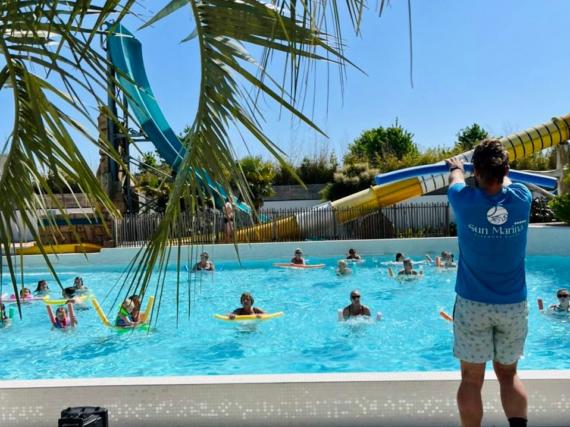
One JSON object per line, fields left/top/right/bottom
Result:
{"left": 192, "top": 252, "right": 215, "bottom": 271}
{"left": 34, "top": 280, "right": 49, "bottom": 296}
{"left": 346, "top": 248, "right": 362, "bottom": 261}
{"left": 47, "top": 303, "right": 77, "bottom": 329}
{"left": 291, "top": 248, "right": 305, "bottom": 265}
{"left": 228, "top": 292, "right": 265, "bottom": 319}
{"left": 388, "top": 258, "right": 423, "bottom": 279}
{"left": 342, "top": 290, "right": 371, "bottom": 320}
{"left": 115, "top": 297, "right": 140, "bottom": 328}
{"left": 337, "top": 260, "right": 352, "bottom": 276}
{"left": 73, "top": 277, "right": 89, "bottom": 294}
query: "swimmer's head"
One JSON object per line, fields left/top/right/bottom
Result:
{"left": 122, "top": 298, "right": 135, "bottom": 313}
{"left": 294, "top": 248, "right": 303, "bottom": 257}
{"left": 557, "top": 288, "right": 569, "bottom": 299}
{"left": 200, "top": 252, "right": 209, "bottom": 260}
{"left": 55, "top": 307, "right": 68, "bottom": 318}
{"left": 338, "top": 260, "right": 347, "bottom": 269}
{"left": 240, "top": 292, "right": 254, "bottom": 306}
{"left": 73, "top": 277, "right": 84, "bottom": 288}
{"left": 395, "top": 253, "right": 404, "bottom": 262}
{"left": 348, "top": 248, "right": 356, "bottom": 255}
{"left": 403, "top": 258, "right": 413, "bottom": 269}
{"left": 63, "top": 287, "right": 76, "bottom": 299}
{"left": 350, "top": 290, "right": 361, "bottom": 302}
{"left": 472, "top": 139, "right": 509, "bottom": 186}
{"left": 20, "top": 288, "right": 31, "bottom": 298}
{"left": 441, "top": 251, "right": 452, "bottom": 261}
{"left": 36, "top": 280, "right": 48, "bottom": 291}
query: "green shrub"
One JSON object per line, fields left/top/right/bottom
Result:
{"left": 549, "top": 194, "right": 570, "bottom": 224}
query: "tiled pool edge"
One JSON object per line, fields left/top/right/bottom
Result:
{"left": 1, "top": 371, "right": 569, "bottom": 426}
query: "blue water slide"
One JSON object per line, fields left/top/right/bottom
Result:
{"left": 107, "top": 24, "right": 250, "bottom": 213}
{"left": 375, "top": 163, "right": 557, "bottom": 190}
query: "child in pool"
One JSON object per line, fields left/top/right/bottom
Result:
{"left": 115, "top": 298, "right": 140, "bottom": 327}
{"left": 19, "top": 287, "right": 33, "bottom": 300}
{"left": 73, "top": 277, "right": 89, "bottom": 294}
{"left": 47, "top": 304, "right": 77, "bottom": 329}
{"left": 34, "top": 280, "right": 49, "bottom": 296}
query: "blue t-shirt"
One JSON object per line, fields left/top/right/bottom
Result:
{"left": 448, "top": 182, "right": 532, "bottom": 304}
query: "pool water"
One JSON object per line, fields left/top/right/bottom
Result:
{"left": 1, "top": 255, "right": 569, "bottom": 380}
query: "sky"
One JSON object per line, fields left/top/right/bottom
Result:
{"left": 2, "top": 0, "right": 570, "bottom": 170}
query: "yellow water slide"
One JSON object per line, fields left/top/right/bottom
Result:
{"left": 234, "top": 114, "right": 570, "bottom": 242}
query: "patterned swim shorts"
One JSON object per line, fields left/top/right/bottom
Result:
{"left": 453, "top": 295, "right": 528, "bottom": 365}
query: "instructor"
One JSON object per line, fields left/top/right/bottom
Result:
{"left": 447, "top": 139, "right": 532, "bottom": 427}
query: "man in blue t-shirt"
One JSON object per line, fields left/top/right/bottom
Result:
{"left": 447, "top": 139, "right": 531, "bottom": 427}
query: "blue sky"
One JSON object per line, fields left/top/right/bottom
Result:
{"left": 2, "top": 0, "right": 570, "bottom": 169}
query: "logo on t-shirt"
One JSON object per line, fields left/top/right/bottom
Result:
{"left": 486, "top": 205, "right": 508, "bottom": 225}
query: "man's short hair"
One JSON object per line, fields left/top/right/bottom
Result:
{"left": 472, "top": 139, "right": 509, "bottom": 184}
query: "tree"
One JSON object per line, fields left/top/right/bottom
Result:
{"left": 321, "top": 162, "right": 379, "bottom": 201}
{"left": 239, "top": 156, "right": 276, "bottom": 210}
{"left": 0, "top": 1, "right": 360, "bottom": 313}
{"left": 346, "top": 121, "right": 418, "bottom": 167}
{"left": 455, "top": 124, "right": 489, "bottom": 151}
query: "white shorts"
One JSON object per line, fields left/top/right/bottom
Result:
{"left": 453, "top": 295, "right": 528, "bottom": 365}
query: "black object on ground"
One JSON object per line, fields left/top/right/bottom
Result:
{"left": 58, "top": 406, "right": 108, "bottom": 427}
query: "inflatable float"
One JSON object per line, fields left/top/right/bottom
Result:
{"left": 273, "top": 263, "right": 325, "bottom": 269}
{"left": 91, "top": 296, "right": 154, "bottom": 332}
{"left": 15, "top": 243, "right": 102, "bottom": 256}
{"left": 214, "top": 312, "right": 284, "bottom": 321}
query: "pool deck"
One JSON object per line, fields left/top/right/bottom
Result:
{"left": 1, "top": 370, "right": 570, "bottom": 426}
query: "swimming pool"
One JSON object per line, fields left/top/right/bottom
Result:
{"left": 1, "top": 253, "right": 569, "bottom": 381}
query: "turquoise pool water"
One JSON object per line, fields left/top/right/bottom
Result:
{"left": 1, "top": 255, "right": 569, "bottom": 380}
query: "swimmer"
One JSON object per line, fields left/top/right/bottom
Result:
{"left": 228, "top": 292, "right": 265, "bottom": 319}
{"left": 115, "top": 297, "right": 140, "bottom": 327}
{"left": 34, "top": 280, "right": 49, "bottom": 296}
{"left": 337, "top": 260, "right": 352, "bottom": 276}
{"left": 341, "top": 290, "right": 371, "bottom": 320}
{"left": 291, "top": 248, "right": 305, "bottom": 265}
{"left": 47, "top": 303, "right": 77, "bottom": 329}
{"left": 62, "top": 287, "right": 88, "bottom": 310}
{"left": 395, "top": 253, "right": 405, "bottom": 263}
{"left": 0, "top": 302, "right": 11, "bottom": 327}
{"left": 388, "top": 258, "right": 423, "bottom": 279}
{"left": 192, "top": 252, "right": 215, "bottom": 272}
{"left": 73, "top": 276, "right": 88, "bottom": 293}
{"left": 19, "top": 287, "right": 32, "bottom": 300}
{"left": 543, "top": 288, "right": 570, "bottom": 313}
{"left": 436, "top": 251, "right": 457, "bottom": 268}
{"left": 129, "top": 294, "right": 142, "bottom": 323}
{"left": 346, "top": 248, "right": 362, "bottom": 261}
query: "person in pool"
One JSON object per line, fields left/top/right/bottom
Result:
{"left": 129, "top": 294, "right": 142, "bottom": 323}
{"left": 548, "top": 288, "right": 570, "bottom": 313}
{"left": 395, "top": 253, "right": 405, "bottom": 263}
{"left": 115, "top": 297, "right": 140, "bottom": 327}
{"left": 337, "top": 260, "right": 352, "bottom": 276}
{"left": 388, "top": 258, "right": 423, "bottom": 278}
{"left": 346, "top": 248, "right": 362, "bottom": 261}
{"left": 73, "top": 276, "right": 88, "bottom": 293}
{"left": 342, "top": 290, "right": 371, "bottom": 320}
{"left": 228, "top": 292, "right": 265, "bottom": 319}
{"left": 48, "top": 304, "right": 77, "bottom": 329}
{"left": 437, "top": 251, "right": 457, "bottom": 268}
{"left": 34, "top": 280, "right": 49, "bottom": 296}
{"left": 19, "top": 287, "right": 33, "bottom": 300}
{"left": 192, "top": 252, "right": 215, "bottom": 271}
{"left": 0, "top": 302, "right": 11, "bottom": 327}
{"left": 291, "top": 248, "right": 305, "bottom": 265}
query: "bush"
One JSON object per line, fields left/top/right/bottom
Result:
{"left": 549, "top": 194, "right": 570, "bottom": 224}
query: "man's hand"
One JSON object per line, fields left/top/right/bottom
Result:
{"left": 445, "top": 158, "right": 465, "bottom": 185}
{"left": 445, "top": 157, "right": 464, "bottom": 172}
